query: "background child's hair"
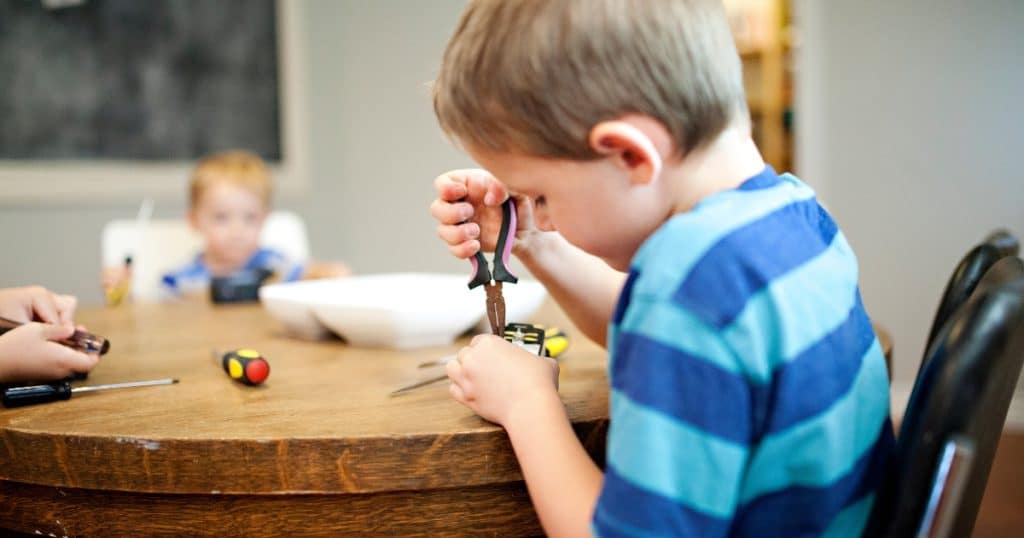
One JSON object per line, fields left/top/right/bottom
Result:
{"left": 433, "top": 0, "right": 746, "bottom": 160}
{"left": 189, "top": 150, "right": 273, "bottom": 208}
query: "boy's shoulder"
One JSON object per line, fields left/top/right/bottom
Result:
{"left": 628, "top": 169, "right": 858, "bottom": 342}
{"left": 630, "top": 169, "right": 823, "bottom": 301}
{"left": 617, "top": 167, "right": 870, "bottom": 378}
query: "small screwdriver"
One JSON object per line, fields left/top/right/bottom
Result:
{"left": 1, "top": 378, "right": 178, "bottom": 408}
{"left": 213, "top": 349, "right": 270, "bottom": 386}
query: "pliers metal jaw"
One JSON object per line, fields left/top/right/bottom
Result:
{"left": 467, "top": 199, "right": 518, "bottom": 335}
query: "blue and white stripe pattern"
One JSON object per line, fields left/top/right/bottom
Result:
{"left": 161, "top": 247, "right": 304, "bottom": 297}
{"left": 593, "top": 167, "right": 894, "bottom": 537}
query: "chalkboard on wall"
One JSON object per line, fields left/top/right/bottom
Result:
{"left": 0, "top": 0, "right": 281, "bottom": 162}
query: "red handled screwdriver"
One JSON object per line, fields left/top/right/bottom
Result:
{"left": 213, "top": 349, "right": 270, "bottom": 386}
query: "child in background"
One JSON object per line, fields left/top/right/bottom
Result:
{"left": 102, "top": 150, "right": 350, "bottom": 299}
{"left": 429, "top": 1, "right": 893, "bottom": 536}
{"left": 0, "top": 286, "right": 98, "bottom": 382}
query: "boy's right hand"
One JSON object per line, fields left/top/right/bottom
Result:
{"left": 430, "top": 169, "right": 538, "bottom": 259}
{"left": 0, "top": 323, "right": 99, "bottom": 383}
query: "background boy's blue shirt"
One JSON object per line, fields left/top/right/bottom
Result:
{"left": 593, "top": 167, "right": 894, "bottom": 537}
{"left": 161, "top": 247, "right": 304, "bottom": 296}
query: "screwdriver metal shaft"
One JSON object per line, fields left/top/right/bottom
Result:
{"left": 71, "top": 378, "right": 178, "bottom": 393}
{"left": 390, "top": 374, "right": 448, "bottom": 396}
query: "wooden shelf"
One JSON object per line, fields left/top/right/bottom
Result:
{"left": 726, "top": 0, "right": 792, "bottom": 172}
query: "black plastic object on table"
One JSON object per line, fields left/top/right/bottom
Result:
{"left": 210, "top": 268, "right": 274, "bottom": 304}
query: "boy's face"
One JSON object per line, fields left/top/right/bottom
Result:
{"left": 467, "top": 146, "right": 667, "bottom": 272}
{"left": 189, "top": 182, "right": 267, "bottom": 268}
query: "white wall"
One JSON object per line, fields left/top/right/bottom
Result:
{"left": 0, "top": 0, "right": 473, "bottom": 304}
{"left": 4, "top": 0, "right": 1022, "bottom": 408}
{"left": 300, "top": 0, "right": 474, "bottom": 276}
{"left": 794, "top": 0, "right": 1024, "bottom": 414}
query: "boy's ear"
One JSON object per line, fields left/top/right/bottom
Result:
{"left": 588, "top": 120, "right": 664, "bottom": 185}
{"left": 187, "top": 208, "right": 199, "bottom": 230}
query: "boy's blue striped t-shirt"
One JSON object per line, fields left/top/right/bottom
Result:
{"left": 592, "top": 167, "right": 894, "bottom": 537}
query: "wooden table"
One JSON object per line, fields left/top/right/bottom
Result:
{"left": 0, "top": 300, "right": 610, "bottom": 536}
{"left": 0, "top": 300, "right": 895, "bottom": 536}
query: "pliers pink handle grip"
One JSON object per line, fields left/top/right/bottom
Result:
{"left": 467, "top": 198, "right": 518, "bottom": 289}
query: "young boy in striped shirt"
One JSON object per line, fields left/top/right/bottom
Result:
{"left": 429, "top": 1, "right": 893, "bottom": 536}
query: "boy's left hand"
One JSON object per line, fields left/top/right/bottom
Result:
{"left": 446, "top": 334, "right": 560, "bottom": 426}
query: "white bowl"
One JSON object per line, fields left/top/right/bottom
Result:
{"left": 259, "top": 273, "right": 548, "bottom": 349}
{"left": 258, "top": 279, "right": 335, "bottom": 340}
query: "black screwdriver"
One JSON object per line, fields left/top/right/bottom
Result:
{"left": 1, "top": 378, "right": 178, "bottom": 408}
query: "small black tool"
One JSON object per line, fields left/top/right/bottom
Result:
{"left": 1, "top": 378, "right": 178, "bottom": 408}
{"left": 210, "top": 268, "right": 274, "bottom": 304}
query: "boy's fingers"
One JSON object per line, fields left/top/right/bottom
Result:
{"left": 430, "top": 199, "right": 474, "bottom": 225}
{"left": 37, "top": 322, "right": 75, "bottom": 341}
{"left": 54, "top": 294, "right": 77, "bottom": 327}
{"left": 448, "top": 240, "right": 480, "bottom": 259}
{"left": 483, "top": 182, "right": 509, "bottom": 207}
{"left": 446, "top": 354, "right": 463, "bottom": 379}
{"left": 29, "top": 293, "right": 61, "bottom": 326}
{"left": 48, "top": 342, "right": 99, "bottom": 373}
{"left": 448, "top": 382, "right": 467, "bottom": 405}
{"left": 465, "top": 175, "right": 491, "bottom": 206}
{"left": 436, "top": 223, "right": 479, "bottom": 245}
{"left": 434, "top": 175, "right": 469, "bottom": 201}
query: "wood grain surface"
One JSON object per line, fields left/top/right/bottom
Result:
{"left": 0, "top": 299, "right": 609, "bottom": 494}
{"left": 0, "top": 298, "right": 608, "bottom": 535}
{"left": 1, "top": 481, "right": 544, "bottom": 537}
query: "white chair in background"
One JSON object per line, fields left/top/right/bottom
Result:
{"left": 101, "top": 211, "right": 311, "bottom": 302}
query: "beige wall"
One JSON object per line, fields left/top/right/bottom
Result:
{"left": 794, "top": 0, "right": 1024, "bottom": 410}
{"left": 0, "top": 0, "right": 473, "bottom": 305}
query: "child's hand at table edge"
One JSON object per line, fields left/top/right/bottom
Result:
{"left": 446, "top": 333, "right": 561, "bottom": 426}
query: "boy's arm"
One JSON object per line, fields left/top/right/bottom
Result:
{"left": 505, "top": 391, "right": 604, "bottom": 538}
{"left": 448, "top": 336, "right": 604, "bottom": 537}
{"left": 517, "top": 231, "right": 626, "bottom": 348}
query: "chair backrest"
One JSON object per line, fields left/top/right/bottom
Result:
{"left": 926, "top": 244, "right": 1008, "bottom": 349}
{"left": 982, "top": 228, "right": 1020, "bottom": 259}
{"left": 101, "top": 210, "right": 310, "bottom": 302}
{"left": 864, "top": 264, "right": 1024, "bottom": 537}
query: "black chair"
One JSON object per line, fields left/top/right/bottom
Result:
{"left": 926, "top": 243, "right": 1012, "bottom": 350}
{"left": 982, "top": 228, "right": 1020, "bottom": 259}
{"left": 864, "top": 262, "right": 1024, "bottom": 537}
{"left": 918, "top": 231, "right": 1020, "bottom": 387}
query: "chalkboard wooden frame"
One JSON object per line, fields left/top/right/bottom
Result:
{"left": 0, "top": 0, "right": 309, "bottom": 205}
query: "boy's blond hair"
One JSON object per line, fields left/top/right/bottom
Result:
{"left": 189, "top": 150, "right": 273, "bottom": 208}
{"left": 434, "top": 0, "right": 746, "bottom": 160}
